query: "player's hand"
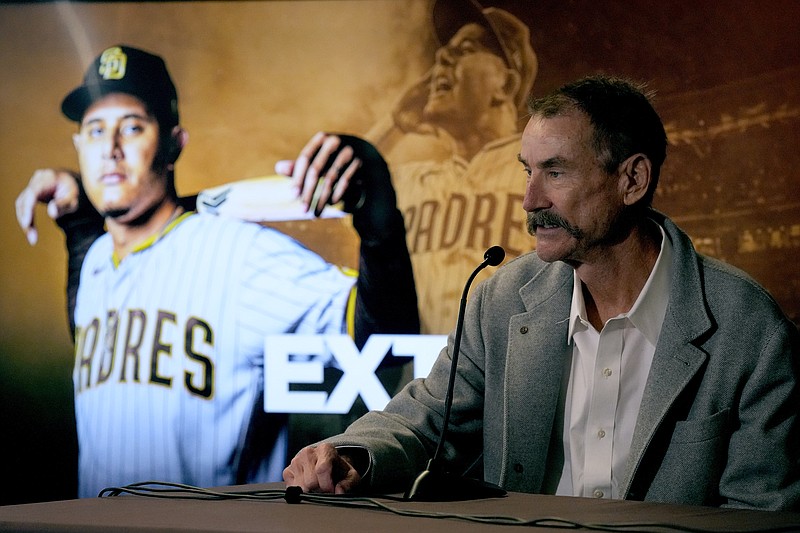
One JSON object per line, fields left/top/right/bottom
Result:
{"left": 15, "top": 168, "right": 81, "bottom": 245}
{"left": 391, "top": 68, "right": 436, "bottom": 136}
{"left": 275, "top": 132, "right": 362, "bottom": 217}
{"left": 283, "top": 444, "right": 363, "bottom": 494}
{"left": 277, "top": 133, "right": 402, "bottom": 246}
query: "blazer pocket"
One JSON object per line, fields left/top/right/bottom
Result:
{"left": 641, "top": 409, "right": 732, "bottom": 505}
{"left": 670, "top": 408, "right": 730, "bottom": 444}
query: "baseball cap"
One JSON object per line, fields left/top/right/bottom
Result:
{"left": 61, "top": 45, "right": 179, "bottom": 128}
{"left": 432, "top": 0, "right": 537, "bottom": 111}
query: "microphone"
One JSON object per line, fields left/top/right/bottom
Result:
{"left": 404, "top": 246, "right": 507, "bottom": 501}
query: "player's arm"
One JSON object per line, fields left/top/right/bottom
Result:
{"left": 276, "top": 132, "right": 420, "bottom": 348}
{"left": 363, "top": 69, "right": 438, "bottom": 154}
{"left": 15, "top": 169, "right": 104, "bottom": 336}
{"left": 338, "top": 134, "right": 421, "bottom": 348}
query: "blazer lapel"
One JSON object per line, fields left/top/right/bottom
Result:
{"left": 621, "top": 325, "right": 708, "bottom": 496}
{"left": 621, "top": 213, "right": 713, "bottom": 497}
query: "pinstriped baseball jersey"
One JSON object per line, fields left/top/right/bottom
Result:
{"left": 72, "top": 211, "right": 354, "bottom": 498}
{"left": 393, "top": 134, "right": 535, "bottom": 334}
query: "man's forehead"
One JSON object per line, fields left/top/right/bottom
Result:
{"left": 81, "top": 93, "right": 152, "bottom": 123}
{"left": 525, "top": 111, "right": 592, "bottom": 136}
{"left": 521, "top": 114, "right": 592, "bottom": 157}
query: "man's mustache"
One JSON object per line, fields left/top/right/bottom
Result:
{"left": 526, "top": 210, "right": 581, "bottom": 238}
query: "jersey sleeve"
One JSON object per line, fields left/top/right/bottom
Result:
{"left": 56, "top": 186, "right": 105, "bottom": 338}
{"left": 236, "top": 226, "right": 355, "bottom": 349}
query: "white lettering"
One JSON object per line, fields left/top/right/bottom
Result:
{"left": 264, "top": 335, "right": 329, "bottom": 412}
{"left": 264, "top": 334, "right": 446, "bottom": 414}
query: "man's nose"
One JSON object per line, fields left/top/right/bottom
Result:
{"left": 522, "top": 174, "right": 548, "bottom": 212}
{"left": 434, "top": 45, "right": 455, "bottom": 66}
{"left": 102, "top": 133, "right": 123, "bottom": 161}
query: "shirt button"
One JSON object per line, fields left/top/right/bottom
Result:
{"left": 593, "top": 489, "right": 604, "bottom": 498}
{"left": 602, "top": 368, "right": 612, "bottom": 377}
{"left": 520, "top": 326, "right": 529, "bottom": 334}
{"left": 597, "top": 429, "right": 606, "bottom": 439}
{"left": 514, "top": 463, "right": 524, "bottom": 473}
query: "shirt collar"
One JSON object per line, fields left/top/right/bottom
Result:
{"left": 111, "top": 209, "right": 193, "bottom": 267}
{"left": 567, "top": 222, "right": 673, "bottom": 345}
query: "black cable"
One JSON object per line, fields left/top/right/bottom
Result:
{"left": 98, "top": 482, "right": 800, "bottom": 533}
{"left": 99, "top": 481, "right": 286, "bottom": 501}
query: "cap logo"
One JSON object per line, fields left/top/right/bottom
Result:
{"left": 97, "top": 47, "right": 127, "bottom": 80}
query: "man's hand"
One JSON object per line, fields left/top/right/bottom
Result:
{"left": 283, "top": 444, "right": 363, "bottom": 494}
{"left": 276, "top": 132, "right": 403, "bottom": 247}
{"left": 15, "top": 169, "right": 81, "bottom": 245}
{"left": 275, "top": 132, "right": 362, "bottom": 217}
{"left": 391, "top": 68, "right": 436, "bottom": 136}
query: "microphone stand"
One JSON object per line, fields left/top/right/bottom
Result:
{"left": 404, "top": 246, "right": 507, "bottom": 501}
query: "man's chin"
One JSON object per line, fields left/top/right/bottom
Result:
{"left": 422, "top": 101, "right": 451, "bottom": 122}
{"left": 533, "top": 234, "right": 571, "bottom": 263}
{"left": 101, "top": 208, "right": 130, "bottom": 219}
{"left": 534, "top": 248, "right": 562, "bottom": 263}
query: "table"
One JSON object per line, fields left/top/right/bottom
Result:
{"left": 1, "top": 483, "right": 799, "bottom": 532}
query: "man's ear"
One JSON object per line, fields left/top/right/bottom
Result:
{"left": 72, "top": 132, "right": 81, "bottom": 152}
{"left": 167, "top": 126, "right": 189, "bottom": 164}
{"left": 618, "top": 153, "right": 652, "bottom": 206}
{"left": 491, "top": 66, "right": 521, "bottom": 107}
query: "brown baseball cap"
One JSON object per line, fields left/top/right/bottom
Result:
{"left": 432, "top": 0, "right": 537, "bottom": 111}
{"left": 61, "top": 44, "right": 179, "bottom": 128}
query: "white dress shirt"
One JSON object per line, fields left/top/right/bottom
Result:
{"left": 556, "top": 224, "right": 673, "bottom": 499}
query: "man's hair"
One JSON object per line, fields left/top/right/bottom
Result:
{"left": 154, "top": 130, "right": 179, "bottom": 199}
{"left": 528, "top": 75, "right": 667, "bottom": 206}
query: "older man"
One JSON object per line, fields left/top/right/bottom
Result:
{"left": 285, "top": 75, "right": 800, "bottom": 510}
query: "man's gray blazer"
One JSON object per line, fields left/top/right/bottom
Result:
{"left": 325, "top": 212, "right": 800, "bottom": 510}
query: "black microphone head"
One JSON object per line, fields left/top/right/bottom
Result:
{"left": 484, "top": 246, "right": 505, "bottom": 266}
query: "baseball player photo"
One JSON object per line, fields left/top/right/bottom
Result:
{"left": 15, "top": 44, "right": 419, "bottom": 498}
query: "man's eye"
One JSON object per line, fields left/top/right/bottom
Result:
{"left": 121, "top": 123, "right": 143, "bottom": 136}
{"left": 87, "top": 126, "right": 104, "bottom": 137}
{"left": 459, "top": 42, "right": 476, "bottom": 55}
{"left": 449, "top": 40, "right": 477, "bottom": 58}
{"left": 548, "top": 170, "right": 563, "bottom": 179}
